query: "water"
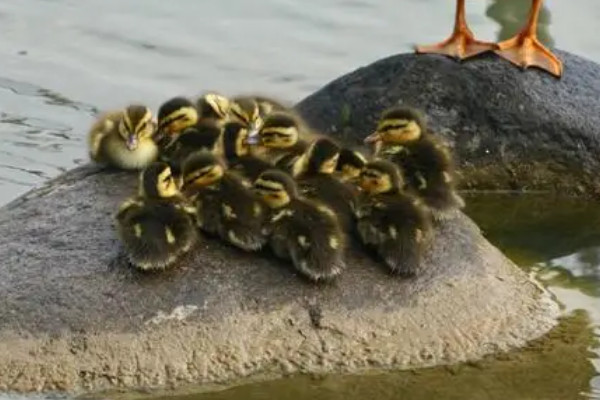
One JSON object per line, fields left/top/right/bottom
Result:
{"left": 1, "top": 0, "right": 600, "bottom": 204}
{"left": 1, "top": 0, "right": 600, "bottom": 398}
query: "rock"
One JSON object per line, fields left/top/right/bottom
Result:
{"left": 0, "top": 163, "right": 558, "bottom": 394}
{"left": 295, "top": 50, "right": 600, "bottom": 198}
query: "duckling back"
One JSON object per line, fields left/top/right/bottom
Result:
{"left": 356, "top": 192, "right": 432, "bottom": 277}
{"left": 116, "top": 198, "right": 197, "bottom": 270}
{"left": 267, "top": 198, "right": 345, "bottom": 281}
{"left": 381, "top": 135, "right": 464, "bottom": 218}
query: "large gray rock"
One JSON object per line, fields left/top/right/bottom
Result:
{"left": 0, "top": 163, "right": 558, "bottom": 394}
{"left": 295, "top": 50, "right": 600, "bottom": 197}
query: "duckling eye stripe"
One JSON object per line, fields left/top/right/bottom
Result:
{"left": 253, "top": 183, "right": 282, "bottom": 192}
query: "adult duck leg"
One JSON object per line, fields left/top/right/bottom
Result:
{"left": 415, "top": 0, "right": 497, "bottom": 59}
{"left": 495, "top": 0, "right": 563, "bottom": 77}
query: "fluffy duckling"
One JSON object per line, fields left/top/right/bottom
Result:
{"left": 156, "top": 97, "right": 199, "bottom": 150}
{"left": 160, "top": 119, "right": 223, "bottom": 177}
{"left": 115, "top": 162, "right": 198, "bottom": 270}
{"left": 222, "top": 121, "right": 275, "bottom": 181}
{"left": 364, "top": 106, "right": 464, "bottom": 220}
{"left": 355, "top": 159, "right": 432, "bottom": 277}
{"left": 335, "top": 148, "right": 368, "bottom": 183}
{"left": 181, "top": 151, "right": 268, "bottom": 251}
{"left": 291, "top": 138, "right": 359, "bottom": 233}
{"left": 88, "top": 104, "right": 158, "bottom": 170}
{"left": 196, "top": 92, "right": 231, "bottom": 123}
{"left": 253, "top": 169, "right": 345, "bottom": 282}
{"left": 249, "top": 111, "right": 312, "bottom": 170}
{"left": 233, "top": 95, "right": 288, "bottom": 120}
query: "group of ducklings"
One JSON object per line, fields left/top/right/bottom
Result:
{"left": 89, "top": 92, "right": 464, "bottom": 282}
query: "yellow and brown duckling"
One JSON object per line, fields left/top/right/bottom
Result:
{"left": 364, "top": 106, "right": 464, "bottom": 220}
{"left": 115, "top": 162, "right": 198, "bottom": 271}
{"left": 160, "top": 119, "right": 223, "bottom": 178}
{"left": 334, "top": 148, "right": 368, "bottom": 183}
{"left": 291, "top": 138, "right": 359, "bottom": 233}
{"left": 181, "top": 150, "right": 268, "bottom": 251}
{"left": 253, "top": 169, "right": 345, "bottom": 282}
{"left": 196, "top": 92, "right": 231, "bottom": 124}
{"left": 88, "top": 104, "right": 158, "bottom": 170}
{"left": 156, "top": 97, "right": 199, "bottom": 151}
{"left": 222, "top": 121, "right": 275, "bottom": 181}
{"left": 355, "top": 159, "right": 432, "bottom": 277}
{"left": 249, "top": 111, "right": 312, "bottom": 170}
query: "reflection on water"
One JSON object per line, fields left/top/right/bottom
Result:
{"left": 487, "top": 0, "right": 555, "bottom": 45}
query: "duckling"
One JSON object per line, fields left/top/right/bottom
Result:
{"left": 364, "top": 106, "right": 464, "bottom": 220}
{"left": 249, "top": 111, "right": 312, "bottom": 169}
{"left": 335, "top": 148, "right": 368, "bottom": 183}
{"left": 253, "top": 169, "right": 345, "bottom": 282}
{"left": 115, "top": 162, "right": 198, "bottom": 271}
{"left": 291, "top": 138, "right": 359, "bottom": 233}
{"left": 156, "top": 97, "right": 199, "bottom": 151}
{"left": 196, "top": 92, "right": 231, "bottom": 123}
{"left": 88, "top": 104, "right": 158, "bottom": 170}
{"left": 233, "top": 95, "right": 288, "bottom": 120}
{"left": 222, "top": 121, "right": 275, "bottom": 181}
{"left": 355, "top": 159, "right": 432, "bottom": 277}
{"left": 229, "top": 96, "right": 263, "bottom": 133}
{"left": 181, "top": 150, "right": 268, "bottom": 251}
{"left": 160, "top": 119, "right": 223, "bottom": 178}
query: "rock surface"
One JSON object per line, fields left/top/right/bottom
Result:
{"left": 0, "top": 164, "right": 558, "bottom": 394}
{"left": 295, "top": 50, "right": 600, "bottom": 197}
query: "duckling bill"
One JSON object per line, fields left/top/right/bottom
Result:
{"left": 253, "top": 169, "right": 346, "bottom": 282}
{"left": 88, "top": 104, "right": 158, "bottom": 170}
{"left": 115, "top": 162, "right": 198, "bottom": 270}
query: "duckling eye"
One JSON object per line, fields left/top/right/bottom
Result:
{"left": 162, "top": 174, "right": 172, "bottom": 183}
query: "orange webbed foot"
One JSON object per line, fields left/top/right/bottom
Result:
{"left": 416, "top": 31, "right": 497, "bottom": 60}
{"left": 495, "top": 34, "right": 563, "bottom": 78}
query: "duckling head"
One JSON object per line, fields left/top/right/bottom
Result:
{"left": 196, "top": 92, "right": 231, "bottom": 121}
{"left": 230, "top": 97, "right": 262, "bottom": 134}
{"left": 253, "top": 170, "right": 297, "bottom": 209}
{"left": 364, "top": 107, "right": 425, "bottom": 145}
{"left": 118, "top": 104, "right": 155, "bottom": 151}
{"left": 223, "top": 121, "right": 250, "bottom": 159}
{"left": 179, "top": 119, "right": 223, "bottom": 154}
{"left": 358, "top": 160, "right": 403, "bottom": 195}
{"left": 181, "top": 150, "right": 225, "bottom": 189}
{"left": 157, "top": 97, "right": 199, "bottom": 137}
{"left": 336, "top": 149, "right": 367, "bottom": 181}
{"left": 302, "top": 138, "right": 340, "bottom": 175}
{"left": 249, "top": 111, "right": 300, "bottom": 148}
{"left": 139, "top": 162, "right": 179, "bottom": 199}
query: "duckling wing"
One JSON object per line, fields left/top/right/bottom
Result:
{"left": 217, "top": 175, "right": 269, "bottom": 251}
{"left": 270, "top": 201, "right": 344, "bottom": 281}
{"left": 357, "top": 195, "right": 429, "bottom": 277}
{"left": 298, "top": 175, "right": 358, "bottom": 233}
{"left": 116, "top": 200, "right": 196, "bottom": 270}
{"left": 190, "top": 187, "right": 222, "bottom": 235}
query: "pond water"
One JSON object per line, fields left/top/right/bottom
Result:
{"left": 1, "top": 0, "right": 600, "bottom": 204}
{"left": 1, "top": 0, "right": 599, "bottom": 399}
